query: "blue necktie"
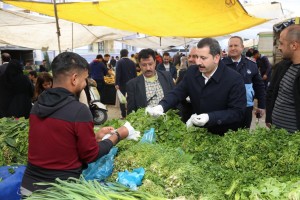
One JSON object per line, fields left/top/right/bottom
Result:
{"left": 233, "top": 62, "right": 238, "bottom": 68}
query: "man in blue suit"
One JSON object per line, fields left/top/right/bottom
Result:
{"left": 222, "top": 36, "right": 265, "bottom": 128}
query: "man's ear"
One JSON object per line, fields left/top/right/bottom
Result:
{"left": 71, "top": 73, "right": 78, "bottom": 86}
{"left": 214, "top": 54, "right": 221, "bottom": 64}
{"left": 291, "top": 41, "right": 299, "bottom": 50}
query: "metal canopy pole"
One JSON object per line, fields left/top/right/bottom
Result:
{"left": 71, "top": 23, "right": 74, "bottom": 52}
{"left": 53, "top": 0, "right": 61, "bottom": 53}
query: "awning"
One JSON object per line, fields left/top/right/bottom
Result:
{"left": 3, "top": 0, "right": 267, "bottom": 38}
{"left": 118, "top": 36, "right": 197, "bottom": 50}
{"left": 0, "top": 9, "right": 135, "bottom": 50}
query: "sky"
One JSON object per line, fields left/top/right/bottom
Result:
{"left": 236, "top": 0, "right": 300, "bottom": 39}
{"left": 217, "top": 0, "right": 300, "bottom": 49}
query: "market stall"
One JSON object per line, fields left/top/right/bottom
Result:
{"left": 1, "top": 111, "right": 300, "bottom": 199}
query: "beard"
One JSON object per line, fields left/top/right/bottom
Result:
{"left": 75, "top": 89, "right": 82, "bottom": 99}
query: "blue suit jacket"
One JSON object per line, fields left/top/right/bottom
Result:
{"left": 222, "top": 56, "right": 266, "bottom": 108}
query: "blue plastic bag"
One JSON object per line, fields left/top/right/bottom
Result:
{"left": 117, "top": 167, "right": 145, "bottom": 190}
{"left": 0, "top": 165, "right": 26, "bottom": 200}
{"left": 140, "top": 128, "right": 156, "bottom": 143}
{"left": 83, "top": 147, "right": 118, "bottom": 181}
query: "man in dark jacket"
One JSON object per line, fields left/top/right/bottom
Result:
{"left": 115, "top": 49, "right": 136, "bottom": 119}
{"left": 222, "top": 36, "right": 266, "bottom": 128}
{"left": 0, "top": 53, "right": 11, "bottom": 76}
{"left": 21, "top": 52, "right": 136, "bottom": 195}
{"left": 127, "top": 49, "right": 175, "bottom": 114}
{"left": 146, "top": 38, "right": 246, "bottom": 135}
{"left": 89, "top": 54, "right": 108, "bottom": 100}
{"left": 252, "top": 50, "right": 272, "bottom": 90}
{"left": 156, "top": 52, "right": 177, "bottom": 80}
{"left": 266, "top": 24, "right": 300, "bottom": 133}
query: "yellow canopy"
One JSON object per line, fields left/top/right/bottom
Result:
{"left": 3, "top": 0, "right": 267, "bottom": 38}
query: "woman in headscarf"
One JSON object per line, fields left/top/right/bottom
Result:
{"left": 1, "top": 59, "right": 34, "bottom": 118}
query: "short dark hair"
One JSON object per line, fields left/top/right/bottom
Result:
{"left": 29, "top": 70, "right": 38, "bottom": 78}
{"left": 51, "top": 52, "right": 89, "bottom": 79}
{"left": 96, "top": 54, "right": 103, "bottom": 59}
{"left": 252, "top": 50, "right": 259, "bottom": 56}
{"left": 104, "top": 54, "right": 110, "bottom": 57}
{"left": 197, "top": 38, "right": 221, "bottom": 57}
{"left": 285, "top": 24, "right": 300, "bottom": 43}
{"left": 163, "top": 52, "right": 170, "bottom": 57}
{"left": 230, "top": 36, "right": 244, "bottom": 45}
{"left": 1, "top": 53, "right": 11, "bottom": 62}
{"left": 120, "top": 49, "right": 129, "bottom": 58}
{"left": 138, "top": 48, "right": 156, "bottom": 62}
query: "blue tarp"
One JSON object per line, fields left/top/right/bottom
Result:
{"left": 0, "top": 165, "right": 26, "bottom": 200}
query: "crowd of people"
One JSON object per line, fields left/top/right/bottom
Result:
{"left": 0, "top": 55, "right": 53, "bottom": 118}
{"left": 0, "top": 24, "right": 299, "bottom": 196}
{"left": 86, "top": 26, "right": 297, "bottom": 135}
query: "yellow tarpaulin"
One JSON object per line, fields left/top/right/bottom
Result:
{"left": 3, "top": 0, "right": 267, "bottom": 38}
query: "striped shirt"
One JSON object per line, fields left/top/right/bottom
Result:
{"left": 272, "top": 64, "right": 300, "bottom": 133}
{"left": 144, "top": 74, "right": 164, "bottom": 107}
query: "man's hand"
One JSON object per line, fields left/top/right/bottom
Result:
{"left": 186, "top": 113, "right": 197, "bottom": 128}
{"left": 115, "top": 85, "right": 119, "bottom": 90}
{"left": 145, "top": 105, "right": 164, "bottom": 117}
{"left": 101, "top": 126, "right": 129, "bottom": 143}
{"left": 95, "top": 126, "right": 115, "bottom": 142}
{"left": 255, "top": 108, "right": 265, "bottom": 118}
{"left": 262, "top": 75, "right": 268, "bottom": 80}
{"left": 191, "top": 114, "right": 209, "bottom": 126}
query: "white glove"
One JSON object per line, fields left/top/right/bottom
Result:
{"left": 145, "top": 105, "right": 164, "bottom": 117}
{"left": 186, "top": 113, "right": 197, "bottom": 128}
{"left": 123, "top": 121, "right": 141, "bottom": 141}
{"left": 191, "top": 114, "right": 209, "bottom": 127}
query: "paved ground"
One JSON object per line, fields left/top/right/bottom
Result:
{"left": 105, "top": 103, "right": 266, "bottom": 130}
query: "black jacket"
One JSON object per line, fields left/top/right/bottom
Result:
{"left": 160, "top": 62, "right": 246, "bottom": 135}
{"left": 126, "top": 70, "right": 174, "bottom": 114}
{"left": 157, "top": 62, "right": 177, "bottom": 80}
{"left": 115, "top": 57, "right": 136, "bottom": 87}
{"left": 266, "top": 60, "right": 300, "bottom": 130}
{"left": 0, "top": 60, "right": 33, "bottom": 118}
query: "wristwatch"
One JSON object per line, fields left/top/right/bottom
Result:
{"left": 111, "top": 129, "right": 121, "bottom": 143}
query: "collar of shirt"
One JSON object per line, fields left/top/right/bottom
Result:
{"left": 231, "top": 57, "right": 241, "bottom": 64}
{"left": 164, "top": 63, "right": 170, "bottom": 68}
{"left": 201, "top": 66, "right": 218, "bottom": 84}
{"left": 144, "top": 73, "right": 158, "bottom": 83}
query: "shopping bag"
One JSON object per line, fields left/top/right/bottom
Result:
{"left": 82, "top": 147, "right": 118, "bottom": 181}
{"left": 140, "top": 128, "right": 156, "bottom": 144}
{"left": 117, "top": 167, "right": 145, "bottom": 190}
{"left": 117, "top": 90, "right": 127, "bottom": 104}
